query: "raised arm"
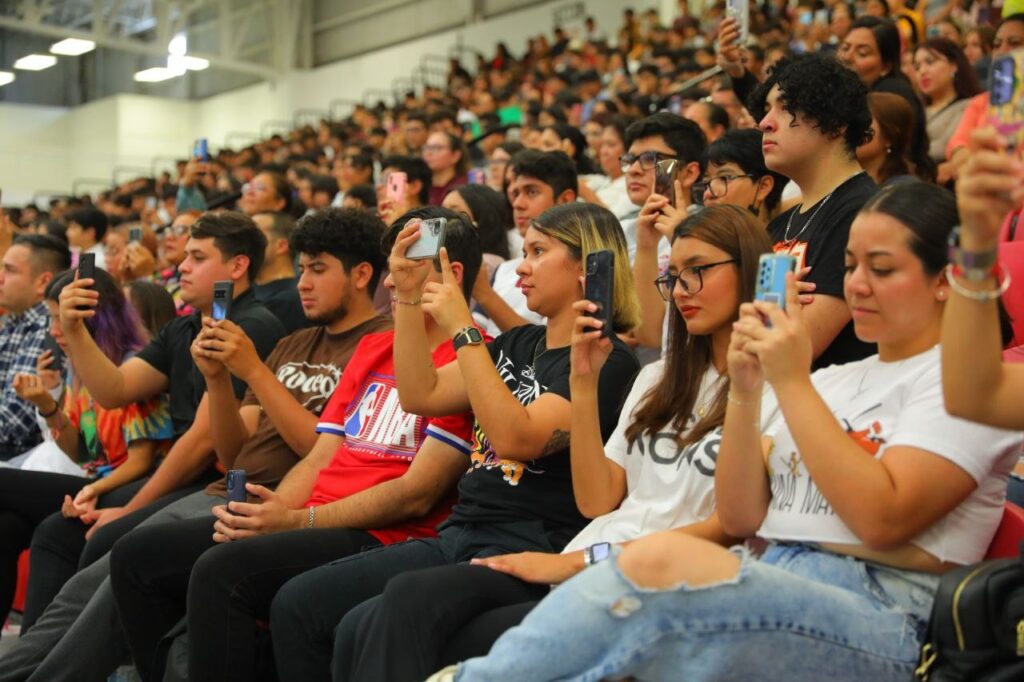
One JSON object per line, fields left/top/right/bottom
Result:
{"left": 567, "top": 301, "right": 627, "bottom": 518}
{"left": 943, "top": 127, "right": 1024, "bottom": 430}
{"left": 58, "top": 276, "right": 168, "bottom": 408}
{"left": 390, "top": 222, "right": 471, "bottom": 416}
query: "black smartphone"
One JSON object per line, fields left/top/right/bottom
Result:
{"left": 654, "top": 159, "right": 679, "bottom": 206}
{"left": 226, "top": 469, "right": 247, "bottom": 510}
{"left": 41, "top": 335, "right": 65, "bottom": 376}
{"left": 584, "top": 250, "right": 615, "bottom": 337}
{"left": 128, "top": 226, "right": 143, "bottom": 244}
{"left": 77, "top": 253, "right": 96, "bottom": 312}
{"left": 212, "top": 280, "right": 233, "bottom": 321}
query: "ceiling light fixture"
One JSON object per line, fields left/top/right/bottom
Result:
{"left": 14, "top": 54, "right": 58, "bottom": 71}
{"left": 0, "top": 71, "right": 15, "bottom": 87}
{"left": 50, "top": 38, "right": 96, "bottom": 56}
{"left": 134, "top": 66, "right": 176, "bottom": 82}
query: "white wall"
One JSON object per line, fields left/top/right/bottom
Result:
{"left": 0, "top": 0, "right": 654, "bottom": 205}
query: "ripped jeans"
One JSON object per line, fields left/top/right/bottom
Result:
{"left": 454, "top": 542, "right": 940, "bottom": 682}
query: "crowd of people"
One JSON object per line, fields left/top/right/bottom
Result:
{"left": 0, "top": 1, "right": 1023, "bottom": 680}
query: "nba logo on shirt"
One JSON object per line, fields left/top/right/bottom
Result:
{"left": 345, "top": 383, "right": 381, "bottom": 436}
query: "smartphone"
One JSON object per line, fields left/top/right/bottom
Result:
{"left": 405, "top": 218, "right": 448, "bottom": 260}
{"left": 726, "top": 0, "right": 749, "bottom": 42}
{"left": 988, "top": 50, "right": 1024, "bottom": 155}
{"left": 468, "top": 168, "right": 485, "bottom": 185}
{"left": 584, "top": 250, "right": 615, "bottom": 337}
{"left": 212, "top": 280, "right": 234, "bottom": 321}
{"left": 387, "top": 172, "right": 408, "bottom": 204}
{"left": 41, "top": 335, "right": 66, "bottom": 376}
{"left": 654, "top": 159, "right": 679, "bottom": 206}
{"left": 226, "top": 469, "right": 247, "bottom": 509}
{"left": 194, "top": 138, "right": 210, "bottom": 162}
{"left": 128, "top": 226, "right": 143, "bottom": 244}
{"left": 77, "top": 253, "right": 96, "bottom": 311}
{"left": 755, "top": 253, "right": 797, "bottom": 313}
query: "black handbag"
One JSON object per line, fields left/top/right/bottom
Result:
{"left": 914, "top": 546, "right": 1024, "bottom": 681}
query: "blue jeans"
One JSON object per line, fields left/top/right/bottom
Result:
{"left": 455, "top": 543, "right": 939, "bottom": 682}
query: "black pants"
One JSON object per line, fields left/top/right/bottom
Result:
{"left": 339, "top": 565, "right": 546, "bottom": 682}
{"left": 108, "top": 514, "right": 381, "bottom": 682}
{"left": 21, "top": 475, "right": 204, "bottom": 631}
{"left": 0, "top": 468, "right": 89, "bottom": 622}
{"left": 271, "top": 521, "right": 559, "bottom": 682}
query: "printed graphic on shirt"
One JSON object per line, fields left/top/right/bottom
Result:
{"left": 626, "top": 427, "right": 720, "bottom": 475}
{"left": 773, "top": 239, "right": 808, "bottom": 271}
{"left": 467, "top": 348, "right": 546, "bottom": 486}
{"left": 341, "top": 374, "right": 422, "bottom": 460}
{"left": 275, "top": 361, "right": 341, "bottom": 409}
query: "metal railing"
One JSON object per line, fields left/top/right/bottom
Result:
{"left": 71, "top": 178, "right": 113, "bottom": 195}
{"left": 363, "top": 89, "right": 393, "bottom": 107}
{"left": 329, "top": 98, "right": 360, "bottom": 121}
{"left": 224, "top": 131, "right": 261, "bottom": 149}
{"left": 111, "top": 165, "right": 154, "bottom": 185}
{"left": 259, "top": 120, "right": 294, "bottom": 138}
{"left": 293, "top": 108, "right": 330, "bottom": 129}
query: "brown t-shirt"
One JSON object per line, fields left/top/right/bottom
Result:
{"left": 206, "top": 315, "right": 393, "bottom": 498}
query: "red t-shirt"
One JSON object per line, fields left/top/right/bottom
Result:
{"left": 308, "top": 330, "right": 475, "bottom": 544}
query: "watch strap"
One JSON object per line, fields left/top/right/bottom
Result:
{"left": 452, "top": 326, "right": 483, "bottom": 351}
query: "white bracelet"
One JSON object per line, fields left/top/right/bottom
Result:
{"left": 307, "top": 506, "right": 316, "bottom": 529}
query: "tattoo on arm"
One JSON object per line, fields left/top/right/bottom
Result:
{"left": 540, "top": 428, "right": 570, "bottom": 457}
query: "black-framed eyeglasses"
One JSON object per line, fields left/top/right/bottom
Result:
{"left": 654, "top": 259, "right": 736, "bottom": 300}
{"left": 692, "top": 174, "right": 757, "bottom": 199}
{"left": 619, "top": 151, "right": 678, "bottom": 173}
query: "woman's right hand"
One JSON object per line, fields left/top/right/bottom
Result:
{"left": 727, "top": 303, "right": 765, "bottom": 395}
{"left": 36, "top": 351, "right": 63, "bottom": 391}
{"left": 388, "top": 220, "right": 435, "bottom": 299}
{"left": 57, "top": 273, "right": 97, "bottom": 333}
{"left": 957, "top": 127, "right": 1024, "bottom": 251}
{"left": 570, "top": 299, "right": 613, "bottom": 381}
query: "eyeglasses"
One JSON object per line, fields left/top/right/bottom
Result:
{"left": 619, "top": 151, "right": 678, "bottom": 172}
{"left": 692, "top": 174, "right": 756, "bottom": 199}
{"left": 653, "top": 259, "right": 736, "bottom": 300}
{"left": 166, "top": 224, "right": 191, "bottom": 237}
{"left": 422, "top": 144, "right": 450, "bottom": 154}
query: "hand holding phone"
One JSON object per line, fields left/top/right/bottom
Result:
{"left": 584, "top": 250, "right": 615, "bottom": 337}
{"left": 726, "top": 0, "right": 749, "bottom": 42}
{"left": 987, "top": 50, "right": 1024, "bottom": 157}
{"left": 405, "top": 218, "right": 448, "bottom": 260}
{"left": 76, "top": 253, "right": 96, "bottom": 312}
{"left": 212, "top": 281, "right": 234, "bottom": 321}
{"left": 387, "top": 172, "right": 408, "bottom": 204}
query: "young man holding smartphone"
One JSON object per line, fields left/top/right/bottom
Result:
{"left": 0, "top": 212, "right": 285, "bottom": 682}
{"left": 107, "top": 208, "right": 483, "bottom": 682}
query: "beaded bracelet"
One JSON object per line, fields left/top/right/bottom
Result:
{"left": 946, "top": 263, "right": 1011, "bottom": 302}
{"left": 390, "top": 295, "right": 422, "bottom": 305}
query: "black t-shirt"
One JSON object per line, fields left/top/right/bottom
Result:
{"left": 136, "top": 288, "right": 286, "bottom": 437}
{"left": 444, "top": 324, "right": 640, "bottom": 551}
{"left": 254, "top": 278, "right": 310, "bottom": 335}
{"left": 768, "top": 172, "right": 878, "bottom": 370}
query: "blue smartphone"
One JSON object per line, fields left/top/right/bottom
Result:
{"left": 226, "top": 469, "right": 246, "bottom": 510}
{"left": 755, "top": 253, "right": 796, "bottom": 311}
{"left": 212, "top": 280, "right": 233, "bottom": 321}
{"left": 194, "top": 138, "right": 210, "bottom": 162}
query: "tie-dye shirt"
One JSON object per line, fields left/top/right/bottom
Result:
{"left": 61, "top": 372, "right": 174, "bottom": 478}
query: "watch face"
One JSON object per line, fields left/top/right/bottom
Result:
{"left": 467, "top": 327, "right": 483, "bottom": 343}
{"left": 591, "top": 542, "right": 612, "bottom": 563}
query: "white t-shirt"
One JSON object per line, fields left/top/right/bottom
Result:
{"left": 473, "top": 256, "right": 545, "bottom": 338}
{"left": 758, "top": 345, "right": 1023, "bottom": 565}
{"left": 564, "top": 361, "right": 776, "bottom": 552}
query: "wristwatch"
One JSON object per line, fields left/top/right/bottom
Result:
{"left": 583, "top": 542, "right": 612, "bottom": 566}
{"left": 452, "top": 326, "right": 484, "bottom": 351}
{"left": 948, "top": 226, "right": 998, "bottom": 281}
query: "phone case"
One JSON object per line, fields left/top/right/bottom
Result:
{"left": 654, "top": 159, "right": 679, "bottom": 207}
{"left": 988, "top": 50, "right": 1024, "bottom": 155}
{"left": 129, "top": 227, "right": 143, "bottom": 243}
{"left": 226, "top": 469, "right": 247, "bottom": 506}
{"left": 755, "top": 253, "right": 796, "bottom": 311}
{"left": 387, "top": 172, "right": 408, "bottom": 203}
{"left": 584, "top": 250, "right": 615, "bottom": 337}
{"left": 42, "top": 336, "right": 66, "bottom": 375}
{"left": 76, "top": 253, "right": 96, "bottom": 311}
{"left": 726, "top": 0, "right": 750, "bottom": 42}
{"left": 406, "top": 218, "right": 448, "bottom": 260}
{"left": 212, "top": 281, "right": 234, "bottom": 321}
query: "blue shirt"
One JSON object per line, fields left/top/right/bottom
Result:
{"left": 0, "top": 301, "right": 50, "bottom": 458}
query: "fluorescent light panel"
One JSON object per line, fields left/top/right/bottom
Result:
{"left": 134, "top": 66, "right": 176, "bottom": 82}
{"left": 50, "top": 38, "right": 95, "bottom": 56}
{"left": 14, "top": 54, "right": 57, "bottom": 71}
{"left": 181, "top": 55, "right": 209, "bottom": 71}
{"left": 0, "top": 71, "right": 14, "bottom": 87}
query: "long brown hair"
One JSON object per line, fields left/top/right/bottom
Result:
{"left": 625, "top": 205, "right": 771, "bottom": 447}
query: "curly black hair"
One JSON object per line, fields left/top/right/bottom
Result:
{"left": 748, "top": 53, "right": 873, "bottom": 156}
{"left": 291, "top": 207, "right": 388, "bottom": 292}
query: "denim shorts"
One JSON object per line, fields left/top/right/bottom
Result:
{"left": 456, "top": 541, "right": 940, "bottom": 682}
